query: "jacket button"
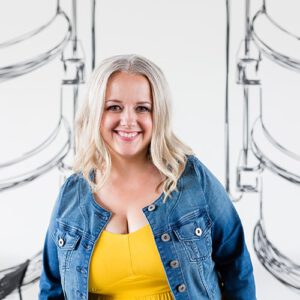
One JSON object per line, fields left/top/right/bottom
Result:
{"left": 177, "top": 283, "right": 186, "bottom": 292}
{"left": 148, "top": 204, "right": 156, "bottom": 211}
{"left": 195, "top": 227, "right": 202, "bottom": 237}
{"left": 170, "top": 260, "right": 180, "bottom": 268}
{"left": 161, "top": 233, "right": 171, "bottom": 242}
{"left": 58, "top": 238, "right": 65, "bottom": 247}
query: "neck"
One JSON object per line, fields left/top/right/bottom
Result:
{"left": 110, "top": 152, "right": 152, "bottom": 177}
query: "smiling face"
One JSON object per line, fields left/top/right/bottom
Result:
{"left": 100, "top": 71, "right": 153, "bottom": 161}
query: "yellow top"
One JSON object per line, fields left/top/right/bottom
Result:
{"left": 88, "top": 224, "right": 174, "bottom": 300}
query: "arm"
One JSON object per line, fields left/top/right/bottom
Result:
{"left": 193, "top": 157, "right": 256, "bottom": 299}
{"left": 39, "top": 229, "right": 64, "bottom": 299}
{"left": 38, "top": 180, "right": 69, "bottom": 299}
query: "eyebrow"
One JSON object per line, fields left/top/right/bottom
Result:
{"left": 105, "top": 99, "right": 152, "bottom": 105}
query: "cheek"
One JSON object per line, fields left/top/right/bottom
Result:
{"left": 100, "top": 114, "right": 118, "bottom": 131}
{"left": 141, "top": 116, "right": 153, "bottom": 132}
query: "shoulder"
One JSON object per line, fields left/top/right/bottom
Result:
{"left": 184, "top": 156, "right": 242, "bottom": 232}
{"left": 184, "top": 155, "right": 231, "bottom": 206}
{"left": 54, "top": 172, "right": 84, "bottom": 209}
{"left": 185, "top": 154, "right": 217, "bottom": 184}
{"left": 60, "top": 172, "right": 82, "bottom": 194}
{"left": 49, "top": 172, "right": 89, "bottom": 228}
{"left": 186, "top": 154, "right": 204, "bottom": 170}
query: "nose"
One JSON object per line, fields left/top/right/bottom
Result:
{"left": 120, "top": 107, "right": 137, "bottom": 127}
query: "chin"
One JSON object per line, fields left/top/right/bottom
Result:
{"left": 117, "top": 152, "right": 142, "bottom": 159}
{"left": 113, "top": 148, "right": 148, "bottom": 159}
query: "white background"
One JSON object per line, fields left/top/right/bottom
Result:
{"left": 1, "top": 0, "right": 300, "bottom": 299}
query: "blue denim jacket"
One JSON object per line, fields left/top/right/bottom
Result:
{"left": 39, "top": 155, "right": 256, "bottom": 299}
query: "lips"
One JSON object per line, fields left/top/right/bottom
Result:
{"left": 114, "top": 130, "right": 141, "bottom": 141}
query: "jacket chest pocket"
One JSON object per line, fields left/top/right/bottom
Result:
{"left": 173, "top": 211, "right": 212, "bottom": 262}
{"left": 52, "top": 227, "right": 81, "bottom": 270}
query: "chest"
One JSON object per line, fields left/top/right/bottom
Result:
{"left": 93, "top": 173, "right": 163, "bottom": 233}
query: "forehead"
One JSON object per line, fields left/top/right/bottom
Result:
{"left": 105, "top": 71, "right": 152, "bottom": 102}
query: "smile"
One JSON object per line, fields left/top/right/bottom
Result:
{"left": 114, "top": 130, "right": 141, "bottom": 141}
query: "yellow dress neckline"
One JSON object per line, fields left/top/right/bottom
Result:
{"left": 102, "top": 224, "right": 150, "bottom": 236}
{"left": 89, "top": 222, "right": 173, "bottom": 299}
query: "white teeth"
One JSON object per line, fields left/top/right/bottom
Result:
{"left": 117, "top": 131, "right": 138, "bottom": 138}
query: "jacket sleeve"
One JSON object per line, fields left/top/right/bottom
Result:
{"left": 192, "top": 156, "right": 256, "bottom": 300}
{"left": 38, "top": 179, "right": 69, "bottom": 300}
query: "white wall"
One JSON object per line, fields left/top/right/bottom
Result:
{"left": 0, "top": 0, "right": 300, "bottom": 299}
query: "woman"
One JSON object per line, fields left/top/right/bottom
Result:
{"left": 39, "top": 54, "right": 256, "bottom": 300}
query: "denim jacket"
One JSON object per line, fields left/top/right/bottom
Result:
{"left": 39, "top": 155, "right": 256, "bottom": 299}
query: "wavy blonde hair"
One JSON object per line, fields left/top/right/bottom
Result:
{"left": 73, "top": 54, "right": 193, "bottom": 202}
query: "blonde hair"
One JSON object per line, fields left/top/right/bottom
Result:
{"left": 73, "top": 54, "right": 193, "bottom": 202}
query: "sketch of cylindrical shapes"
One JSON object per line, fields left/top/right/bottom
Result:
{"left": 57, "top": 82, "right": 79, "bottom": 176}
{"left": 0, "top": 115, "right": 71, "bottom": 193}
{"left": 0, "top": 7, "right": 74, "bottom": 192}
{"left": 61, "top": 41, "right": 85, "bottom": 85}
{"left": 236, "top": 40, "right": 261, "bottom": 86}
{"left": 249, "top": 2, "right": 300, "bottom": 186}
{"left": 248, "top": 1, "right": 300, "bottom": 290}
{"left": 236, "top": 151, "right": 263, "bottom": 193}
{"left": 251, "top": 116, "right": 300, "bottom": 185}
{"left": 251, "top": 6, "right": 300, "bottom": 73}
{"left": 235, "top": 39, "right": 262, "bottom": 193}
{"left": 0, "top": 10, "right": 72, "bottom": 83}
{"left": 61, "top": 0, "right": 86, "bottom": 86}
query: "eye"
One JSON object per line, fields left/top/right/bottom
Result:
{"left": 136, "top": 106, "right": 151, "bottom": 112}
{"left": 107, "top": 105, "right": 122, "bottom": 111}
